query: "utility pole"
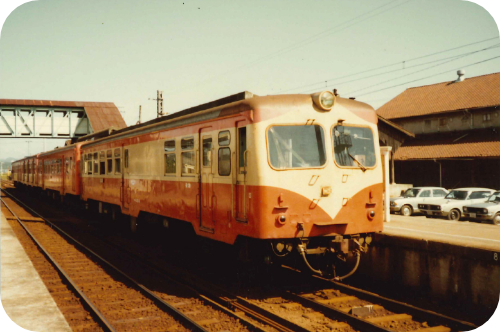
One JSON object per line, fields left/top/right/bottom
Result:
{"left": 136, "top": 105, "right": 142, "bottom": 125}
{"left": 149, "top": 90, "right": 166, "bottom": 118}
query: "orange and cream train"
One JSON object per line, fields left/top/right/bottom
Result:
{"left": 12, "top": 91, "right": 383, "bottom": 278}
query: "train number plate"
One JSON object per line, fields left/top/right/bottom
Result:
{"left": 470, "top": 213, "right": 476, "bottom": 218}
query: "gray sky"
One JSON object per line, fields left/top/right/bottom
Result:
{"left": 0, "top": 0, "right": 499, "bottom": 161}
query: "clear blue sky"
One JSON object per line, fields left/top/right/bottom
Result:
{"left": 0, "top": 0, "right": 499, "bottom": 161}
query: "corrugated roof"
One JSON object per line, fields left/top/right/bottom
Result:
{"left": 377, "top": 72, "right": 500, "bottom": 120}
{"left": 0, "top": 99, "right": 127, "bottom": 132}
{"left": 394, "top": 130, "right": 500, "bottom": 160}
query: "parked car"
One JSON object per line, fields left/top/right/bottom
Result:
{"left": 418, "top": 188, "right": 495, "bottom": 221}
{"left": 390, "top": 187, "right": 449, "bottom": 216}
{"left": 463, "top": 191, "right": 500, "bottom": 225}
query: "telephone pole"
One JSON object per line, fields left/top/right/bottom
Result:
{"left": 149, "top": 90, "right": 166, "bottom": 118}
{"left": 136, "top": 105, "right": 142, "bottom": 125}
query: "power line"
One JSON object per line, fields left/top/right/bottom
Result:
{"left": 343, "top": 43, "right": 500, "bottom": 95}
{"left": 164, "top": 0, "right": 411, "bottom": 96}
{"left": 354, "top": 55, "right": 500, "bottom": 97}
{"left": 281, "top": 36, "right": 499, "bottom": 93}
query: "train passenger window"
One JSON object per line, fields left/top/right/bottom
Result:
{"left": 66, "top": 158, "right": 69, "bottom": 174}
{"left": 218, "top": 131, "right": 230, "bottom": 146}
{"left": 218, "top": 148, "right": 231, "bottom": 176}
{"left": 181, "top": 137, "right": 194, "bottom": 150}
{"left": 238, "top": 127, "right": 247, "bottom": 169}
{"left": 114, "top": 149, "right": 121, "bottom": 174}
{"left": 203, "top": 137, "right": 212, "bottom": 167}
{"left": 164, "top": 154, "right": 176, "bottom": 174}
{"left": 70, "top": 157, "right": 73, "bottom": 170}
{"left": 99, "top": 152, "right": 105, "bottom": 174}
{"left": 164, "top": 140, "right": 176, "bottom": 175}
{"left": 88, "top": 153, "right": 93, "bottom": 175}
{"left": 93, "top": 153, "right": 99, "bottom": 174}
{"left": 268, "top": 125, "right": 326, "bottom": 169}
{"left": 107, "top": 150, "right": 113, "bottom": 174}
{"left": 333, "top": 125, "right": 376, "bottom": 168}
{"left": 181, "top": 137, "right": 195, "bottom": 176}
{"left": 164, "top": 140, "right": 175, "bottom": 152}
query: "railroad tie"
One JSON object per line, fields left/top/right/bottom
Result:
{"left": 316, "top": 296, "right": 357, "bottom": 304}
{"left": 366, "top": 314, "right": 412, "bottom": 324}
{"left": 327, "top": 322, "right": 351, "bottom": 329}
{"left": 302, "top": 312, "right": 325, "bottom": 320}
{"left": 280, "top": 302, "right": 302, "bottom": 310}
{"left": 414, "top": 326, "right": 451, "bottom": 332}
{"left": 196, "top": 318, "right": 220, "bottom": 326}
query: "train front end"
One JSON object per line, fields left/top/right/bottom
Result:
{"left": 247, "top": 91, "right": 384, "bottom": 278}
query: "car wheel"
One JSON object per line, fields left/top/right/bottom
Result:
{"left": 448, "top": 209, "right": 461, "bottom": 221}
{"left": 493, "top": 213, "right": 500, "bottom": 226}
{"left": 425, "top": 215, "right": 433, "bottom": 219}
{"left": 401, "top": 205, "right": 413, "bottom": 217}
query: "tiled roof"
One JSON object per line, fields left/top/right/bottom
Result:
{"left": 0, "top": 99, "right": 127, "bottom": 132}
{"left": 394, "top": 130, "right": 500, "bottom": 160}
{"left": 377, "top": 72, "right": 500, "bottom": 120}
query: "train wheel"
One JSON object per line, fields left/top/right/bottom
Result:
{"left": 130, "top": 216, "right": 138, "bottom": 233}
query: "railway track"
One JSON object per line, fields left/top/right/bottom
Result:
{"left": 1, "top": 184, "right": 478, "bottom": 332}
{"left": 0, "top": 191, "right": 260, "bottom": 332}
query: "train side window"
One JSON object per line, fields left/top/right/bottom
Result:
{"left": 203, "top": 137, "right": 212, "bottom": 167}
{"left": 238, "top": 127, "right": 247, "bottom": 169}
{"left": 99, "top": 151, "right": 106, "bottom": 175}
{"left": 92, "top": 153, "right": 98, "bottom": 174}
{"left": 66, "top": 158, "right": 70, "bottom": 174}
{"left": 114, "top": 149, "right": 121, "bottom": 174}
{"left": 107, "top": 150, "right": 113, "bottom": 174}
{"left": 164, "top": 140, "right": 176, "bottom": 175}
{"left": 218, "top": 131, "right": 230, "bottom": 146}
{"left": 88, "top": 153, "right": 93, "bottom": 175}
{"left": 218, "top": 147, "right": 231, "bottom": 176}
{"left": 181, "top": 137, "right": 195, "bottom": 176}
{"left": 70, "top": 157, "right": 73, "bottom": 170}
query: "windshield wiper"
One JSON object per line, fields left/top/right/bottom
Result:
{"left": 348, "top": 152, "right": 367, "bottom": 172}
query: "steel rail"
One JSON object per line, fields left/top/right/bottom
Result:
{"left": 2, "top": 187, "right": 297, "bottom": 332}
{"left": 312, "top": 275, "right": 477, "bottom": 331}
{"left": 0, "top": 196, "right": 116, "bottom": 332}
{"left": 280, "top": 265, "right": 477, "bottom": 331}
{"left": 1, "top": 191, "right": 208, "bottom": 332}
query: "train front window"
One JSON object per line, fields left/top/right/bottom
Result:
{"left": 267, "top": 125, "right": 326, "bottom": 169}
{"left": 333, "top": 125, "right": 376, "bottom": 168}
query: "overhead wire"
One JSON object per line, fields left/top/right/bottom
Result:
{"left": 320, "top": 43, "right": 500, "bottom": 95}
{"left": 281, "top": 36, "right": 499, "bottom": 93}
{"left": 354, "top": 55, "right": 500, "bottom": 97}
{"left": 164, "top": 0, "right": 411, "bottom": 96}
{"left": 343, "top": 44, "right": 500, "bottom": 95}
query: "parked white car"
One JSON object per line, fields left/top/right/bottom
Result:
{"left": 418, "top": 188, "right": 495, "bottom": 221}
{"left": 390, "top": 187, "right": 449, "bottom": 216}
{"left": 463, "top": 191, "right": 500, "bottom": 225}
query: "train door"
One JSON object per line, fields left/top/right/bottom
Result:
{"left": 199, "top": 127, "right": 214, "bottom": 232}
{"left": 235, "top": 120, "right": 248, "bottom": 222}
{"left": 64, "top": 156, "right": 70, "bottom": 194}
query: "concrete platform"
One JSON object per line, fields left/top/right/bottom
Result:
{"left": 1, "top": 211, "right": 71, "bottom": 332}
{"left": 355, "top": 213, "right": 500, "bottom": 324}
{"left": 384, "top": 214, "right": 500, "bottom": 251}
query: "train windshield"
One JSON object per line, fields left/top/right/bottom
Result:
{"left": 333, "top": 125, "right": 376, "bottom": 168}
{"left": 268, "top": 125, "right": 326, "bottom": 169}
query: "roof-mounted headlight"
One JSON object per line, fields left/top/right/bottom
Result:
{"left": 312, "top": 91, "right": 336, "bottom": 111}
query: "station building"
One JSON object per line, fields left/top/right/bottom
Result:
{"left": 377, "top": 71, "right": 500, "bottom": 189}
